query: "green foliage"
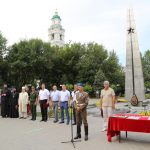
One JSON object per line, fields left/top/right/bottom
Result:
{"left": 76, "top": 43, "right": 108, "bottom": 85}
{"left": 66, "top": 84, "right": 73, "bottom": 91}
{"left": 145, "top": 94, "right": 150, "bottom": 99}
{"left": 84, "top": 84, "right": 93, "bottom": 95}
{"left": 0, "top": 32, "right": 8, "bottom": 85}
{"left": 142, "top": 50, "right": 150, "bottom": 90}
{"left": 93, "top": 69, "right": 106, "bottom": 91}
{"left": 0, "top": 36, "right": 125, "bottom": 94}
{"left": 0, "top": 31, "right": 7, "bottom": 59}
{"left": 6, "top": 39, "right": 56, "bottom": 88}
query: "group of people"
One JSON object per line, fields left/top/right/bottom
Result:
{"left": 0, "top": 80, "right": 115, "bottom": 141}
{"left": 0, "top": 84, "right": 19, "bottom": 118}
{"left": 0, "top": 82, "right": 89, "bottom": 141}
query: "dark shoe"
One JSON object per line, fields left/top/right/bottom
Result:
{"left": 19, "top": 117, "right": 23, "bottom": 119}
{"left": 74, "top": 135, "right": 81, "bottom": 139}
{"left": 44, "top": 120, "right": 47, "bottom": 122}
{"left": 30, "top": 118, "right": 33, "bottom": 120}
{"left": 66, "top": 122, "right": 70, "bottom": 125}
{"left": 40, "top": 119, "right": 44, "bottom": 122}
{"left": 59, "top": 121, "right": 64, "bottom": 124}
{"left": 72, "top": 123, "right": 76, "bottom": 125}
{"left": 84, "top": 135, "right": 88, "bottom": 141}
{"left": 74, "top": 125, "right": 81, "bottom": 139}
{"left": 53, "top": 120, "right": 58, "bottom": 123}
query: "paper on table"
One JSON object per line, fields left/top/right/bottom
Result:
{"left": 127, "top": 116, "right": 140, "bottom": 120}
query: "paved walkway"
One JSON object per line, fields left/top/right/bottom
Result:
{"left": 0, "top": 106, "right": 150, "bottom": 150}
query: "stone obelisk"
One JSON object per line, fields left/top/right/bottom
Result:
{"left": 125, "top": 8, "right": 145, "bottom": 102}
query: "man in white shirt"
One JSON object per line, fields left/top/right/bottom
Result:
{"left": 38, "top": 83, "right": 50, "bottom": 122}
{"left": 50, "top": 85, "right": 60, "bottom": 123}
{"left": 100, "top": 81, "right": 115, "bottom": 131}
{"left": 71, "top": 84, "right": 78, "bottom": 125}
{"left": 59, "top": 85, "right": 70, "bottom": 125}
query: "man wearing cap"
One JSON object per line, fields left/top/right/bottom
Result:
{"left": 100, "top": 81, "right": 115, "bottom": 131}
{"left": 74, "top": 83, "right": 89, "bottom": 141}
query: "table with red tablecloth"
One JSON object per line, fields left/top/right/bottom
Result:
{"left": 107, "top": 114, "right": 150, "bottom": 142}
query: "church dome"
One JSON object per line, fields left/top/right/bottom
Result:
{"left": 52, "top": 11, "right": 61, "bottom": 20}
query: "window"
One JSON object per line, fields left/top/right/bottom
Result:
{"left": 60, "top": 34, "right": 62, "bottom": 40}
{"left": 51, "top": 34, "right": 54, "bottom": 40}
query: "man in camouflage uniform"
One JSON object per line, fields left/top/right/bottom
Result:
{"left": 29, "top": 86, "right": 38, "bottom": 121}
{"left": 74, "top": 83, "right": 89, "bottom": 141}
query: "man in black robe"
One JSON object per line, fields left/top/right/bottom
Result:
{"left": 9, "top": 88, "right": 19, "bottom": 118}
{"left": 1, "top": 83, "right": 11, "bottom": 118}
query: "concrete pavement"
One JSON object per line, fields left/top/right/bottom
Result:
{"left": 0, "top": 103, "right": 150, "bottom": 150}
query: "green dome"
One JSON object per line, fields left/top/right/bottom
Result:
{"left": 52, "top": 11, "right": 61, "bottom": 20}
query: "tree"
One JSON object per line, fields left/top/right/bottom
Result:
{"left": 6, "top": 39, "right": 56, "bottom": 88}
{"left": 76, "top": 42, "right": 108, "bottom": 85}
{"left": 50, "top": 43, "right": 86, "bottom": 84}
{"left": 102, "top": 51, "right": 124, "bottom": 82}
{"left": 0, "top": 31, "right": 7, "bottom": 59}
{"left": 142, "top": 50, "right": 150, "bottom": 90}
{"left": 4, "top": 39, "right": 125, "bottom": 94}
{"left": 93, "top": 69, "right": 106, "bottom": 91}
{"left": 0, "top": 32, "right": 8, "bottom": 85}
{"left": 102, "top": 50, "right": 125, "bottom": 93}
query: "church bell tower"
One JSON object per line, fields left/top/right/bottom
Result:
{"left": 48, "top": 11, "right": 65, "bottom": 47}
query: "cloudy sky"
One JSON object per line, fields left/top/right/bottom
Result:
{"left": 0, "top": 0, "right": 150, "bottom": 65}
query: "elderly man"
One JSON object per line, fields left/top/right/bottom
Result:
{"left": 50, "top": 85, "right": 60, "bottom": 123}
{"left": 74, "top": 83, "right": 89, "bottom": 141}
{"left": 100, "top": 81, "right": 115, "bottom": 132}
{"left": 18, "top": 87, "right": 29, "bottom": 119}
{"left": 59, "top": 85, "right": 70, "bottom": 125}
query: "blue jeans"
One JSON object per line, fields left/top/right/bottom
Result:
{"left": 60, "top": 101, "right": 70, "bottom": 123}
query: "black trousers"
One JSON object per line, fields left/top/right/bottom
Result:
{"left": 40, "top": 100, "right": 48, "bottom": 121}
{"left": 1, "top": 100, "right": 9, "bottom": 117}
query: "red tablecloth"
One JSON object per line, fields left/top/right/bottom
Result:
{"left": 107, "top": 114, "right": 150, "bottom": 142}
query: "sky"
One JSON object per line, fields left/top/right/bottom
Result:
{"left": 0, "top": 0, "right": 150, "bottom": 65}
